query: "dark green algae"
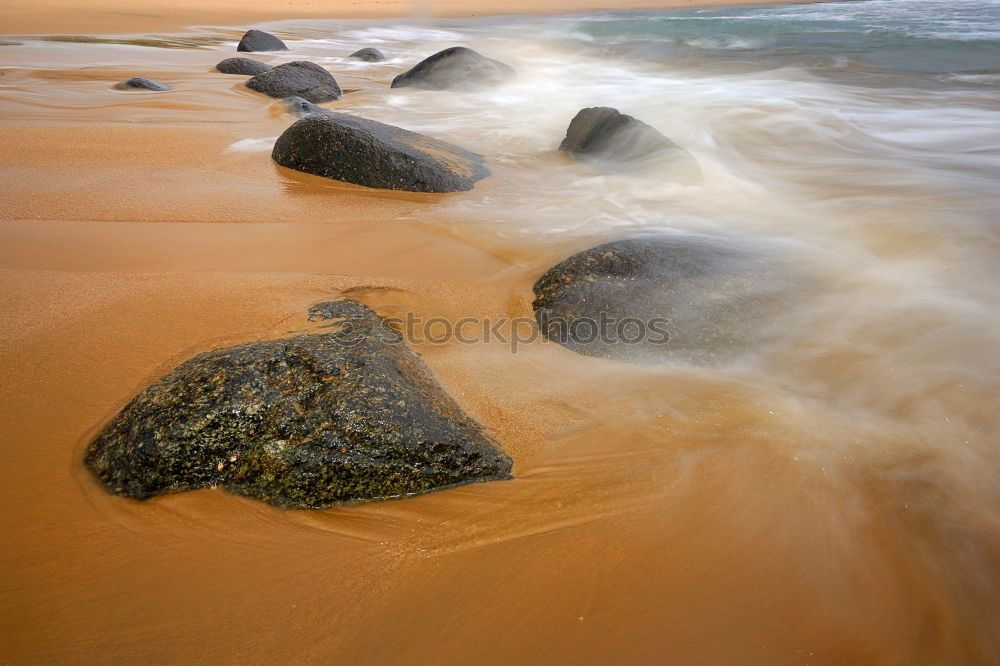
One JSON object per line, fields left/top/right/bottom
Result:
{"left": 85, "top": 300, "right": 512, "bottom": 509}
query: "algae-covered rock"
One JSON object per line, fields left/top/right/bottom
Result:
{"left": 116, "top": 77, "right": 169, "bottom": 91}
{"left": 272, "top": 112, "right": 489, "bottom": 192}
{"left": 533, "top": 235, "right": 798, "bottom": 363}
{"left": 237, "top": 29, "right": 287, "bottom": 52}
{"left": 246, "top": 61, "right": 342, "bottom": 103}
{"left": 85, "top": 300, "right": 512, "bottom": 509}
{"left": 350, "top": 47, "right": 386, "bottom": 62}
{"left": 391, "top": 46, "right": 515, "bottom": 90}
{"left": 215, "top": 57, "right": 272, "bottom": 76}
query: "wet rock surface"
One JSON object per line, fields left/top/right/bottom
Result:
{"left": 532, "top": 235, "right": 799, "bottom": 363}
{"left": 350, "top": 47, "right": 386, "bottom": 62}
{"left": 283, "top": 95, "right": 328, "bottom": 116}
{"left": 215, "top": 57, "right": 272, "bottom": 76}
{"left": 247, "top": 60, "right": 341, "bottom": 104}
{"left": 391, "top": 46, "right": 515, "bottom": 90}
{"left": 272, "top": 112, "right": 489, "bottom": 193}
{"left": 246, "top": 61, "right": 342, "bottom": 103}
{"left": 559, "top": 107, "right": 691, "bottom": 165}
{"left": 85, "top": 300, "right": 512, "bottom": 509}
{"left": 115, "top": 77, "right": 169, "bottom": 91}
{"left": 236, "top": 29, "right": 287, "bottom": 52}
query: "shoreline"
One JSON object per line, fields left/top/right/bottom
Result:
{"left": 1, "top": 0, "right": 832, "bottom": 35}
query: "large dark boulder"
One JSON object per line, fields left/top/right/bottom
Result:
{"left": 215, "top": 57, "right": 272, "bottom": 76}
{"left": 236, "top": 29, "right": 287, "bottom": 52}
{"left": 391, "top": 46, "right": 515, "bottom": 90}
{"left": 246, "top": 61, "right": 342, "bottom": 103}
{"left": 272, "top": 112, "right": 489, "bottom": 193}
{"left": 85, "top": 300, "right": 512, "bottom": 509}
{"left": 115, "top": 77, "right": 169, "bottom": 91}
{"left": 559, "top": 107, "right": 691, "bottom": 165}
{"left": 532, "top": 235, "right": 799, "bottom": 363}
{"left": 350, "top": 47, "right": 386, "bottom": 62}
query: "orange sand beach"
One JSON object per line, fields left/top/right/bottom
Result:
{"left": 3, "top": 0, "right": 1000, "bottom": 664}
{"left": 1, "top": 0, "right": 827, "bottom": 35}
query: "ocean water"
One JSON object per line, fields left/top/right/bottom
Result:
{"left": 558, "top": 0, "right": 1000, "bottom": 74}
{"left": 234, "top": 0, "right": 1000, "bottom": 236}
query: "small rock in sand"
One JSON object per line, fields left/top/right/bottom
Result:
{"left": 116, "top": 77, "right": 170, "bottom": 91}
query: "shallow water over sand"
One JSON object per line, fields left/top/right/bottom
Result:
{"left": 2, "top": 1, "right": 1000, "bottom": 663}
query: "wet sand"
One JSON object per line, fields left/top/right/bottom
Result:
{"left": 1, "top": 132, "right": 853, "bottom": 662}
{"left": 3, "top": 2, "right": 1000, "bottom": 664}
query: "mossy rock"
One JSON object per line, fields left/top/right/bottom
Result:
{"left": 85, "top": 300, "right": 512, "bottom": 509}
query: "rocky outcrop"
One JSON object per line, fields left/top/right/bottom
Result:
{"left": 85, "top": 300, "right": 512, "bottom": 509}
{"left": 532, "top": 235, "right": 798, "bottom": 363}
{"left": 236, "top": 29, "right": 287, "bottom": 52}
{"left": 272, "top": 112, "right": 489, "bottom": 193}
{"left": 350, "top": 47, "right": 386, "bottom": 62}
{"left": 246, "top": 61, "right": 342, "bottom": 103}
{"left": 115, "top": 77, "right": 169, "bottom": 91}
{"left": 559, "top": 107, "right": 690, "bottom": 165}
{"left": 215, "top": 57, "right": 272, "bottom": 76}
{"left": 391, "top": 46, "right": 515, "bottom": 90}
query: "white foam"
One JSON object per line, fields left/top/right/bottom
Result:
{"left": 225, "top": 137, "right": 276, "bottom": 153}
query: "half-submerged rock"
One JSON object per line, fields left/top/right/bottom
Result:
{"left": 246, "top": 61, "right": 342, "bottom": 103}
{"left": 350, "top": 47, "right": 386, "bottom": 62}
{"left": 85, "top": 300, "right": 512, "bottom": 509}
{"left": 272, "top": 112, "right": 489, "bottom": 193}
{"left": 116, "top": 77, "right": 169, "bottom": 91}
{"left": 391, "top": 46, "right": 515, "bottom": 90}
{"left": 559, "top": 107, "right": 692, "bottom": 166}
{"left": 236, "top": 29, "right": 287, "bottom": 52}
{"left": 533, "top": 235, "right": 799, "bottom": 363}
{"left": 283, "top": 95, "right": 328, "bottom": 116}
{"left": 215, "top": 57, "right": 272, "bottom": 76}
